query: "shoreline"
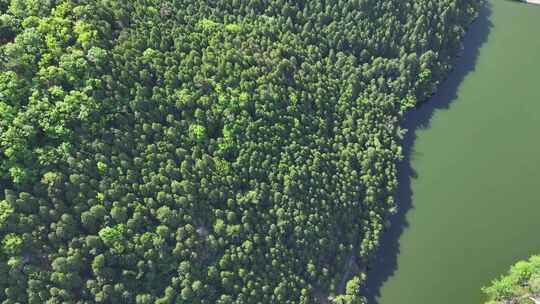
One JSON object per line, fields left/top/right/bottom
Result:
{"left": 361, "top": 2, "right": 493, "bottom": 303}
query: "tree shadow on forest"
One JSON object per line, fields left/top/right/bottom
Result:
{"left": 362, "top": 3, "right": 493, "bottom": 304}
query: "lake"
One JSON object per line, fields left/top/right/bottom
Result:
{"left": 367, "top": 1, "right": 540, "bottom": 303}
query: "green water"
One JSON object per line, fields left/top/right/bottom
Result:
{"left": 376, "top": 1, "right": 540, "bottom": 303}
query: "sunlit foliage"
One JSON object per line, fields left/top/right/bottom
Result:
{"left": 0, "top": 0, "right": 479, "bottom": 303}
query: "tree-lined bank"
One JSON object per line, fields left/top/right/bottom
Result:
{"left": 372, "top": 1, "right": 540, "bottom": 303}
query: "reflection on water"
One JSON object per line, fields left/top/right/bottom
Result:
{"left": 363, "top": 3, "right": 493, "bottom": 303}
{"left": 366, "top": 1, "right": 540, "bottom": 303}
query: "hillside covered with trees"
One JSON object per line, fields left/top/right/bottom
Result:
{"left": 0, "top": 0, "right": 479, "bottom": 303}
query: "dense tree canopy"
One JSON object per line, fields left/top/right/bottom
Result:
{"left": 0, "top": 0, "right": 479, "bottom": 303}
{"left": 483, "top": 256, "right": 540, "bottom": 304}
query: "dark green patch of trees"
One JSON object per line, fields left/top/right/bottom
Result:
{"left": 0, "top": 0, "right": 479, "bottom": 303}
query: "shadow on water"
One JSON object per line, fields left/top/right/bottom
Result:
{"left": 362, "top": 3, "right": 493, "bottom": 304}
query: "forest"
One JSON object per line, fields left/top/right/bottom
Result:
{"left": 483, "top": 256, "right": 540, "bottom": 304}
{"left": 0, "top": 0, "right": 479, "bottom": 303}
